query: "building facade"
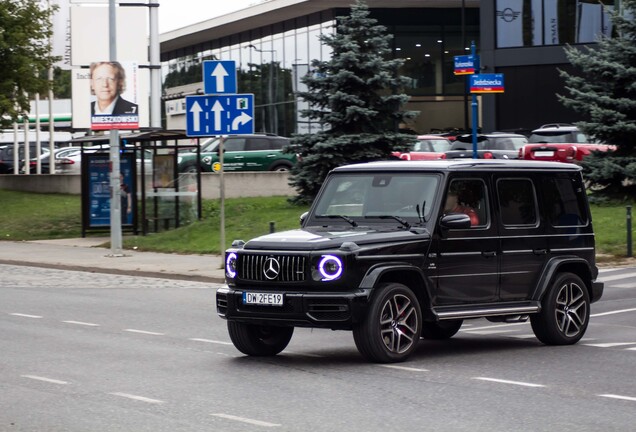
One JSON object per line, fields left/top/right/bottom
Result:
{"left": 160, "top": 0, "right": 619, "bottom": 136}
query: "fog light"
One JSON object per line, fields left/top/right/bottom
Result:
{"left": 318, "top": 255, "right": 343, "bottom": 281}
{"left": 226, "top": 252, "right": 238, "bottom": 278}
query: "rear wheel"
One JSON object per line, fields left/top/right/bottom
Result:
{"left": 531, "top": 272, "right": 590, "bottom": 345}
{"left": 421, "top": 319, "right": 463, "bottom": 340}
{"left": 269, "top": 163, "right": 292, "bottom": 172}
{"left": 353, "top": 283, "right": 422, "bottom": 363}
{"left": 227, "top": 322, "right": 294, "bottom": 356}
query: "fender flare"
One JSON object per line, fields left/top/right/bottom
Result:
{"left": 531, "top": 256, "right": 594, "bottom": 301}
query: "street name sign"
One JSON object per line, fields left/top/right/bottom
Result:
{"left": 470, "top": 73, "right": 505, "bottom": 93}
{"left": 185, "top": 94, "right": 255, "bottom": 136}
{"left": 454, "top": 55, "right": 479, "bottom": 75}
{"left": 203, "top": 60, "right": 237, "bottom": 94}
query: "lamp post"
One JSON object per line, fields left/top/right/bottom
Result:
{"left": 246, "top": 44, "right": 277, "bottom": 134}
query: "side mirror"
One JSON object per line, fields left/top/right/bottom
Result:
{"left": 300, "top": 212, "right": 308, "bottom": 226}
{"left": 440, "top": 213, "right": 471, "bottom": 230}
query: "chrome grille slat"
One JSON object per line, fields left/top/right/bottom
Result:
{"left": 238, "top": 253, "right": 306, "bottom": 282}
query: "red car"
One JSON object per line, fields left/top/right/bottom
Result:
{"left": 392, "top": 135, "right": 451, "bottom": 160}
{"left": 519, "top": 124, "right": 614, "bottom": 162}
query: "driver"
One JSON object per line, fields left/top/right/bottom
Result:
{"left": 444, "top": 190, "right": 480, "bottom": 226}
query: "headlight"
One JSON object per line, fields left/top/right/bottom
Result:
{"left": 317, "top": 255, "right": 343, "bottom": 281}
{"left": 177, "top": 156, "right": 182, "bottom": 164}
{"left": 226, "top": 252, "right": 238, "bottom": 278}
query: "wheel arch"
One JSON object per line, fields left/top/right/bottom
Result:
{"left": 359, "top": 264, "right": 435, "bottom": 320}
{"left": 532, "top": 257, "right": 594, "bottom": 302}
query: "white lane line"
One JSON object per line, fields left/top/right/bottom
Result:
{"left": 189, "top": 338, "right": 232, "bottom": 345}
{"left": 462, "top": 329, "right": 517, "bottom": 335}
{"left": 62, "top": 320, "right": 100, "bottom": 327}
{"left": 212, "top": 413, "right": 280, "bottom": 427}
{"left": 506, "top": 334, "right": 537, "bottom": 339}
{"left": 284, "top": 351, "right": 324, "bottom": 358}
{"left": 378, "top": 364, "right": 428, "bottom": 372}
{"left": 599, "top": 272, "right": 636, "bottom": 282}
{"left": 10, "top": 313, "right": 42, "bottom": 319}
{"left": 459, "top": 322, "right": 527, "bottom": 332}
{"left": 626, "top": 347, "right": 636, "bottom": 351}
{"left": 21, "top": 375, "right": 69, "bottom": 385}
{"left": 583, "top": 342, "right": 636, "bottom": 348}
{"left": 110, "top": 392, "right": 165, "bottom": 404}
{"left": 473, "top": 377, "right": 545, "bottom": 388}
{"left": 599, "top": 394, "right": 636, "bottom": 402}
{"left": 591, "top": 308, "right": 636, "bottom": 318}
{"left": 124, "top": 329, "right": 164, "bottom": 336}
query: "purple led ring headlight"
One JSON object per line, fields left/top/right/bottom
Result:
{"left": 318, "top": 255, "right": 343, "bottom": 281}
{"left": 226, "top": 252, "right": 238, "bottom": 278}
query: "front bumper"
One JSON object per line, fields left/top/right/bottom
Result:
{"left": 216, "top": 286, "right": 372, "bottom": 330}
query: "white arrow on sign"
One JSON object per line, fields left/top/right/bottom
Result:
{"left": 211, "top": 100, "right": 224, "bottom": 131}
{"left": 189, "top": 101, "right": 203, "bottom": 132}
{"left": 231, "top": 112, "right": 252, "bottom": 130}
{"left": 211, "top": 63, "right": 229, "bottom": 92}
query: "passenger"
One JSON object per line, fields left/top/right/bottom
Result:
{"left": 444, "top": 190, "right": 480, "bottom": 226}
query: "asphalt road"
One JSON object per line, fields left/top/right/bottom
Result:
{"left": 1, "top": 265, "right": 635, "bottom": 431}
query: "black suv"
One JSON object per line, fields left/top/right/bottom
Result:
{"left": 445, "top": 133, "right": 528, "bottom": 159}
{"left": 217, "top": 160, "right": 603, "bottom": 363}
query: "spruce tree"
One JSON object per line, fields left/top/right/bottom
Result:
{"left": 558, "top": 0, "right": 636, "bottom": 197}
{"left": 288, "top": 0, "right": 417, "bottom": 203}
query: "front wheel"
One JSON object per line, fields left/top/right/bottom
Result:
{"left": 531, "top": 272, "right": 590, "bottom": 345}
{"left": 353, "top": 283, "right": 422, "bottom": 363}
{"left": 227, "top": 321, "right": 294, "bottom": 356}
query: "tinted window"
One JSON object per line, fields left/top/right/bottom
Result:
{"left": 247, "top": 138, "right": 270, "bottom": 151}
{"left": 528, "top": 132, "right": 571, "bottom": 143}
{"left": 497, "top": 179, "right": 538, "bottom": 226}
{"left": 543, "top": 177, "right": 588, "bottom": 227}
{"left": 444, "top": 178, "right": 488, "bottom": 227}
{"left": 270, "top": 139, "right": 288, "bottom": 150}
{"left": 489, "top": 137, "right": 527, "bottom": 150}
{"left": 224, "top": 138, "right": 246, "bottom": 152}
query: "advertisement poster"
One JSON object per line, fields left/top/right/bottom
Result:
{"left": 153, "top": 154, "right": 175, "bottom": 188}
{"left": 90, "top": 61, "right": 140, "bottom": 131}
{"left": 86, "top": 153, "right": 135, "bottom": 227}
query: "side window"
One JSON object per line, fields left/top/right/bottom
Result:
{"left": 497, "top": 178, "right": 538, "bottom": 227}
{"left": 247, "top": 138, "right": 270, "bottom": 151}
{"left": 444, "top": 179, "right": 488, "bottom": 228}
{"left": 224, "top": 138, "right": 246, "bottom": 152}
{"left": 543, "top": 176, "right": 588, "bottom": 227}
{"left": 269, "top": 139, "right": 287, "bottom": 150}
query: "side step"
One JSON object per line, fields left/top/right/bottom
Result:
{"left": 433, "top": 301, "right": 541, "bottom": 321}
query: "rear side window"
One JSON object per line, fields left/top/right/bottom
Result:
{"left": 224, "top": 138, "right": 246, "bottom": 152}
{"left": 247, "top": 139, "right": 270, "bottom": 151}
{"left": 269, "top": 139, "right": 288, "bottom": 150}
{"left": 543, "top": 177, "right": 588, "bottom": 227}
{"left": 497, "top": 178, "right": 538, "bottom": 227}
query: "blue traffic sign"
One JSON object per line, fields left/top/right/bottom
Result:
{"left": 185, "top": 94, "right": 255, "bottom": 137}
{"left": 203, "top": 60, "right": 237, "bottom": 94}
{"left": 454, "top": 55, "right": 479, "bottom": 75}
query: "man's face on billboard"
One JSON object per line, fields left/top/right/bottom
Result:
{"left": 92, "top": 64, "right": 119, "bottom": 105}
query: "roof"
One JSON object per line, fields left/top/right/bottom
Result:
{"left": 333, "top": 159, "right": 582, "bottom": 172}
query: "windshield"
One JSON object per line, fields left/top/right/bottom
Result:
{"left": 312, "top": 173, "right": 439, "bottom": 224}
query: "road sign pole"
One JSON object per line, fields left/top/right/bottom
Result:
{"left": 471, "top": 41, "right": 478, "bottom": 160}
{"left": 219, "top": 136, "right": 226, "bottom": 261}
{"left": 108, "top": 0, "right": 122, "bottom": 256}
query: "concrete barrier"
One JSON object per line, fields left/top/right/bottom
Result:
{"left": 0, "top": 171, "right": 296, "bottom": 199}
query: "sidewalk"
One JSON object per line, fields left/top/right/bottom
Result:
{"left": 0, "top": 238, "right": 226, "bottom": 283}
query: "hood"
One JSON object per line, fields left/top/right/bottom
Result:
{"left": 243, "top": 227, "right": 430, "bottom": 251}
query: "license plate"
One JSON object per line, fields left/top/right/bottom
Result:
{"left": 243, "top": 292, "right": 284, "bottom": 306}
{"left": 534, "top": 150, "right": 554, "bottom": 157}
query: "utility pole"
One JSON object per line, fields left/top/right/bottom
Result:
{"left": 109, "top": 0, "right": 123, "bottom": 256}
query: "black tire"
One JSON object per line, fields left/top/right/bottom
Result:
{"left": 353, "top": 282, "right": 422, "bottom": 363}
{"left": 269, "top": 163, "right": 292, "bottom": 172}
{"left": 227, "top": 322, "right": 294, "bottom": 356}
{"left": 531, "top": 272, "right": 590, "bottom": 345}
{"left": 182, "top": 164, "right": 198, "bottom": 174}
{"left": 421, "top": 319, "right": 463, "bottom": 340}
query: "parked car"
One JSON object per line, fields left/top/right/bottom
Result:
{"left": 445, "top": 133, "right": 527, "bottom": 159}
{"left": 520, "top": 124, "right": 614, "bottom": 163}
{"left": 177, "top": 134, "right": 296, "bottom": 173}
{"left": 0, "top": 144, "right": 50, "bottom": 174}
{"left": 392, "top": 135, "right": 451, "bottom": 160}
{"left": 217, "top": 159, "right": 603, "bottom": 363}
{"left": 58, "top": 145, "right": 153, "bottom": 175}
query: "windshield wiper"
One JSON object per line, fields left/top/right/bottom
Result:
{"left": 366, "top": 215, "right": 411, "bottom": 229}
{"left": 317, "top": 214, "right": 358, "bottom": 227}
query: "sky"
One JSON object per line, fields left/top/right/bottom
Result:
{"left": 158, "top": 0, "right": 259, "bottom": 33}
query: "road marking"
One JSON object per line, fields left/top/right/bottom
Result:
{"left": 599, "top": 272, "right": 636, "bottom": 282}
{"left": 459, "top": 322, "right": 527, "bottom": 332}
{"left": 462, "top": 329, "right": 517, "bottom": 335}
{"left": 212, "top": 413, "right": 280, "bottom": 427}
{"left": 599, "top": 394, "right": 636, "bottom": 402}
{"left": 62, "top": 320, "right": 100, "bottom": 327}
{"left": 591, "top": 308, "right": 636, "bottom": 318}
{"left": 124, "top": 329, "right": 164, "bottom": 336}
{"left": 378, "top": 364, "right": 428, "bottom": 372}
{"left": 284, "top": 351, "right": 324, "bottom": 358}
{"left": 10, "top": 313, "right": 42, "bottom": 319}
{"left": 506, "top": 334, "right": 537, "bottom": 339}
{"left": 626, "top": 347, "right": 636, "bottom": 351}
{"left": 110, "top": 392, "right": 165, "bottom": 404}
{"left": 21, "top": 375, "right": 69, "bottom": 385}
{"left": 189, "top": 338, "right": 232, "bottom": 345}
{"left": 473, "top": 377, "right": 545, "bottom": 388}
{"left": 583, "top": 342, "right": 636, "bottom": 348}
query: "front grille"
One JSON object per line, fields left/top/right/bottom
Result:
{"left": 238, "top": 253, "right": 307, "bottom": 282}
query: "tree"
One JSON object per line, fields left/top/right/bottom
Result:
{"left": 288, "top": 0, "right": 417, "bottom": 203}
{"left": 558, "top": 0, "right": 636, "bottom": 197}
{"left": 0, "top": 0, "right": 57, "bottom": 129}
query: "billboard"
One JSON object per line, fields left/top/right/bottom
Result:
{"left": 89, "top": 61, "right": 140, "bottom": 130}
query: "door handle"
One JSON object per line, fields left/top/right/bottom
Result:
{"left": 482, "top": 251, "right": 497, "bottom": 258}
{"left": 533, "top": 249, "right": 548, "bottom": 255}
